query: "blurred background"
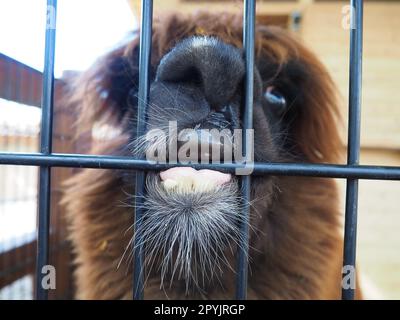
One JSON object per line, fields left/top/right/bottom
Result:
{"left": 0, "top": 0, "right": 399, "bottom": 299}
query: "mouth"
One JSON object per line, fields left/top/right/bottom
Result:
{"left": 138, "top": 167, "right": 243, "bottom": 293}
{"left": 160, "top": 167, "right": 232, "bottom": 193}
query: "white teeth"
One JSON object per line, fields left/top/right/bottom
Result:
{"left": 193, "top": 179, "right": 215, "bottom": 193}
{"left": 161, "top": 176, "right": 217, "bottom": 193}
{"left": 162, "top": 179, "right": 178, "bottom": 190}
{"left": 160, "top": 167, "right": 231, "bottom": 194}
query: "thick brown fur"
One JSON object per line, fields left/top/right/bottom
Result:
{"left": 62, "top": 12, "right": 362, "bottom": 299}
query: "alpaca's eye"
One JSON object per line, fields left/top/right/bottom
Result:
{"left": 265, "top": 86, "right": 286, "bottom": 110}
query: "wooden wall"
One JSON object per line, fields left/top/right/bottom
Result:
{"left": 301, "top": 1, "right": 400, "bottom": 152}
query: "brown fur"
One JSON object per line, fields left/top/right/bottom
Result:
{"left": 62, "top": 12, "right": 362, "bottom": 299}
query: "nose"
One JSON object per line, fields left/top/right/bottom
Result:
{"left": 155, "top": 36, "right": 245, "bottom": 110}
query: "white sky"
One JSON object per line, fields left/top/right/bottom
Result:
{"left": 0, "top": 1, "right": 137, "bottom": 252}
{"left": 0, "top": 0, "right": 136, "bottom": 78}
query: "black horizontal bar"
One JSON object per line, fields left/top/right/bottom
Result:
{"left": 0, "top": 153, "right": 399, "bottom": 180}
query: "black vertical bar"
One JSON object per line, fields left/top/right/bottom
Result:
{"left": 235, "top": 0, "right": 255, "bottom": 300}
{"left": 342, "top": 0, "right": 363, "bottom": 300}
{"left": 35, "top": 0, "right": 57, "bottom": 300}
{"left": 133, "top": 0, "right": 153, "bottom": 300}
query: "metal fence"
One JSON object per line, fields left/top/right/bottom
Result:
{"left": 1, "top": 0, "right": 400, "bottom": 300}
{"left": 0, "top": 49, "right": 75, "bottom": 300}
{"left": 0, "top": 103, "right": 39, "bottom": 300}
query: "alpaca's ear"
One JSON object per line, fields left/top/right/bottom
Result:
{"left": 67, "top": 40, "right": 146, "bottom": 134}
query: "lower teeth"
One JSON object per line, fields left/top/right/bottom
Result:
{"left": 162, "top": 178, "right": 216, "bottom": 193}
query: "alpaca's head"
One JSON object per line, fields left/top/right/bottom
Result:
{"left": 134, "top": 36, "right": 279, "bottom": 292}
{"left": 71, "top": 12, "right": 341, "bottom": 294}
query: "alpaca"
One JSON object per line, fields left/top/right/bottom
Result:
{"left": 62, "top": 12, "right": 363, "bottom": 299}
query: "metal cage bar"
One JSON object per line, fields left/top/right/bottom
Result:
{"left": 342, "top": 0, "right": 363, "bottom": 300}
{"left": 235, "top": 0, "right": 256, "bottom": 300}
{"left": 0, "top": 153, "right": 400, "bottom": 180}
{"left": 133, "top": 0, "right": 153, "bottom": 300}
{"left": 35, "top": 0, "right": 57, "bottom": 300}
